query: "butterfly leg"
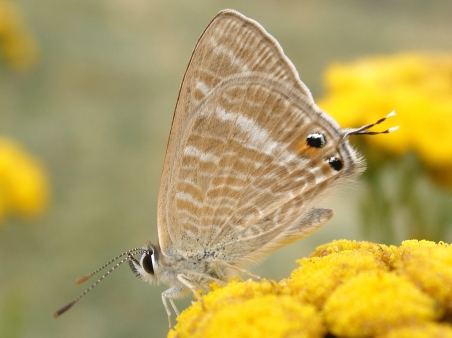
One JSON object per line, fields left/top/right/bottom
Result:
{"left": 161, "top": 292, "right": 173, "bottom": 328}
{"left": 216, "top": 261, "right": 267, "bottom": 281}
{"left": 162, "top": 288, "right": 182, "bottom": 328}
{"left": 169, "top": 299, "right": 180, "bottom": 316}
{"left": 176, "top": 274, "right": 205, "bottom": 310}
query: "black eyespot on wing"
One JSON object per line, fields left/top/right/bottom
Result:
{"left": 307, "top": 133, "right": 326, "bottom": 148}
{"left": 328, "top": 156, "right": 343, "bottom": 171}
{"left": 142, "top": 250, "right": 154, "bottom": 275}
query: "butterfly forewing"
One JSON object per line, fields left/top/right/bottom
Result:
{"left": 158, "top": 10, "right": 364, "bottom": 261}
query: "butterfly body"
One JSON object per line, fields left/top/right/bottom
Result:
{"left": 130, "top": 9, "right": 366, "bottom": 322}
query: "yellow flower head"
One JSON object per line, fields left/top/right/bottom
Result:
{"left": 310, "top": 239, "right": 396, "bottom": 266}
{"left": 169, "top": 279, "right": 325, "bottom": 338}
{"left": 169, "top": 240, "right": 452, "bottom": 338}
{"left": 280, "top": 244, "right": 387, "bottom": 309}
{"left": 394, "top": 240, "right": 452, "bottom": 316}
{"left": 323, "top": 271, "right": 441, "bottom": 337}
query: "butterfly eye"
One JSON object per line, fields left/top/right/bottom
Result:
{"left": 142, "top": 250, "right": 154, "bottom": 275}
{"left": 328, "top": 156, "right": 343, "bottom": 171}
{"left": 307, "top": 133, "right": 326, "bottom": 148}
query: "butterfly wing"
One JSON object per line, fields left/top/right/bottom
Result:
{"left": 157, "top": 10, "right": 364, "bottom": 262}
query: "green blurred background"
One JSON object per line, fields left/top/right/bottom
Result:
{"left": 1, "top": 1, "right": 452, "bottom": 337}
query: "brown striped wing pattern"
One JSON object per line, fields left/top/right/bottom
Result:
{"left": 157, "top": 10, "right": 364, "bottom": 265}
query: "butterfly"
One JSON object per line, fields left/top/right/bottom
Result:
{"left": 55, "top": 9, "right": 396, "bottom": 327}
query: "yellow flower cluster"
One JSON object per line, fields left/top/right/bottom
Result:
{"left": 0, "top": 137, "right": 49, "bottom": 223}
{"left": 168, "top": 279, "right": 325, "bottom": 338}
{"left": 317, "top": 54, "right": 452, "bottom": 187}
{"left": 169, "top": 240, "right": 452, "bottom": 338}
{"left": 0, "top": 1, "right": 39, "bottom": 71}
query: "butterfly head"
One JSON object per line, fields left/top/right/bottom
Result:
{"left": 129, "top": 243, "right": 160, "bottom": 285}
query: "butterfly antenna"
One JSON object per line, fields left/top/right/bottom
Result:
{"left": 54, "top": 248, "right": 145, "bottom": 318}
{"left": 346, "top": 111, "right": 399, "bottom": 136}
{"left": 74, "top": 247, "right": 144, "bottom": 284}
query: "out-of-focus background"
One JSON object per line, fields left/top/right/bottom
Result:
{"left": 1, "top": 1, "right": 452, "bottom": 337}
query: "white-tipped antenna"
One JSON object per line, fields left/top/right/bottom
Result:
{"left": 346, "top": 111, "right": 399, "bottom": 136}
{"left": 53, "top": 248, "right": 144, "bottom": 318}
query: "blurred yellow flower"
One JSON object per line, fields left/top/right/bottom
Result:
{"left": 0, "top": 1, "right": 39, "bottom": 71}
{"left": 0, "top": 137, "right": 49, "bottom": 223}
{"left": 168, "top": 240, "right": 452, "bottom": 338}
{"left": 317, "top": 53, "right": 452, "bottom": 186}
